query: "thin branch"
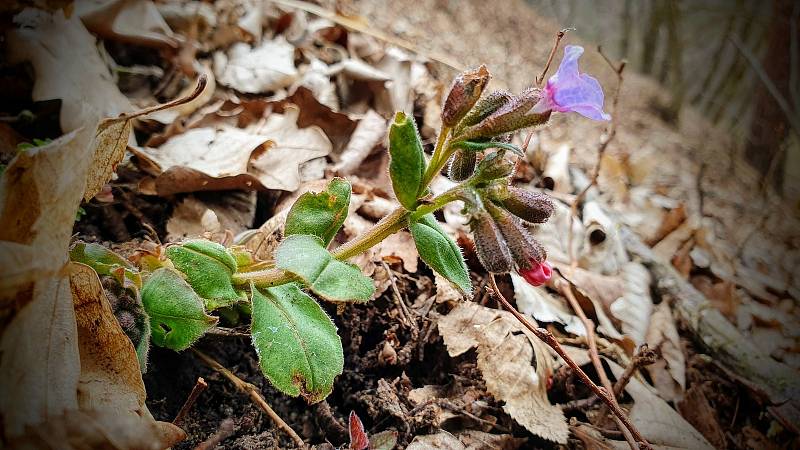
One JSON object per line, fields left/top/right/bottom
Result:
{"left": 192, "top": 349, "right": 305, "bottom": 448}
{"left": 595, "top": 344, "right": 657, "bottom": 421}
{"left": 173, "top": 377, "right": 208, "bottom": 426}
{"left": 486, "top": 275, "right": 651, "bottom": 449}
{"left": 568, "top": 47, "right": 626, "bottom": 267}
{"left": 731, "top": 35, "right": 800, "bottom": 138}
{"left": 556, "top": 278, "right": 636, "bottom": 449}
{"left": 535, "top": 28, "right": 573, "bottom": 86}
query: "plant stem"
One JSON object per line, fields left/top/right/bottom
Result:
{"left": 487, "top": 275, "right": 651, "bottom": 449}
{"left": 331, "top": 207, "right": 408, "bottom": 260}
{"left": 420, "top": 126, "right": 451, "bottom": 191}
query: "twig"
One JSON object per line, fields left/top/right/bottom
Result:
{"left": 381, "top": 261, "right": 414, "bottom": 329}
{"left": 535, "top": 28, "right": 573, "bottom": 86}
{"left": 194, "top": 418, "right": 235, "bottom": 450}
{"left": 567, "top": 47, "right": 626, "bottom": 267}
{"left": 271, "top": 0, "right": 463, "bottom": 71}
{"left": 596, "top": 344, "right": 657, "bottom": 421}
{"left": 192, "top": 349, "right": 305, "bottom": 448}
{"left": 486, "top": 275, "right": 651, "bottom": 449}
{"left": 173, "top": 377, "right": 208, "bottom": 426}
{"left": 556, "top": 278, "right": 637, "bottom": 449}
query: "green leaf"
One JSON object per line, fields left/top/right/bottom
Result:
{"left": 388, "top": 111, "right": 425, "bottom": 210}
{"left": 166, "top": 240, "right": 244, "bottom": 310}
{"left": 276, "top": 235, "right": 374, "bottom": 302}
{"left": 409, "top": 214, "right": 472, "bottom": 295}
{"left": 284, "top": 177, "right": 351, "bottom": 247}
{"left": 141, "top": 268, "right": 217, "bottom": 351}
{"left": 251, "top": 284, "right": 343, "bottom": 403}
{"left": 451, "top": 140, "right": 524, "bottom": 156}
{"left": 69, "top": 241, "right": 141, "bottom": 289}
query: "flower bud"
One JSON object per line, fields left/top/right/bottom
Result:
{"left": 455, "top": 90, "right": 513, "bottom": 132}
{"left": 458, "top": 88, "right": 546, "bottom": 140}
{"left": 470, "top": 151, "right": 514, "bottom": 185}
{"left": 442, "top": 65, "right": 491, "bottom": 127}
{"left": 519, "top": 260, "right": 552, "bottom": 286}
{"left": 495, "top": 186, "right": 554, "bottom": 223}
{"left": 487, "top": 202, "right": 546, "bottom": 269}
{"left": 448, "top": 149, "right": 477, "bottom": 181}
{"left": 470, "top": 211, "right": 514, "bottom": 273}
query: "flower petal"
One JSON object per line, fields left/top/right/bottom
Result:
{"left": 544, "top": 45, "right": 611, "bottom": 121}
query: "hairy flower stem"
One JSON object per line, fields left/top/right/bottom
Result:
{"left": 233, "top": 186, "right": 465, "bottom": 289}
{"left": 420, "top": 126, "right": 452, "bottom": 191}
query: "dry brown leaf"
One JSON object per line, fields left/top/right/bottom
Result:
{"left": 77, "top": 0, "right": 178, "bottom": 48}
{"left": 606, "top": 359, "right": 713, "bottom": 449}
{"left": 373, "top": 230, "right": 418, "bottom": 273}
{"left": 7, "top": 12, "right": 133, "bottom": 134}
{"left": 273, "top": 87, "right": 357, "bottom": 154}
{"left": 677, "top": 385, "right": 727, "bottom": 449}
{"left": 147, "top": 63, "right": 217, "bottom": 124}
{"left": 334, "top": 109, "right": 386, "bottom": 175}
{"left": 645, "top": 302, "right": 686, "bottom": 403}
{"left": 214, "top": 36, "right": 298, "bottom": 93}
{"left": 531, "top": 198, "right": 585, "bottom": 264}
{"left": 438, "top": 302, "right": 569, "bottom": 443}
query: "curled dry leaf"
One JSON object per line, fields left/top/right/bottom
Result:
{"left": 334, "top": 109, "right": 386, "bottom": 175}
{"left": 438, "top": 302, "right": 569, "bottom": 444}
{"left": 214, "top": 36, "right": 298, "bottom": 93}
{"left": 76, "top": 0, "right": 179, "bottom": 48}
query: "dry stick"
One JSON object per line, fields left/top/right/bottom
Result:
{"left": 535, "top": 28, "right": 573, "bottom": 86}
{"left": 556, "top": 278, "right": 637, "bottom": 450}
{"left": 486, "top": 275, "right": 651, "bottom": 449}
{"left": 191, "top": 349, "right": 305, "bottom": 448}
{"left": 194, "top": 418, "right": 235, "bottom": 450}
{"left": 173, "top": 377, "right": 208, "bottom": 426}
{"left": 567, "top": 47, "right": 626, "bottom": 268}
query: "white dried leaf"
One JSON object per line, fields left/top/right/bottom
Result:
{"left": 214, "top": 36, "right": 298, "bottom": 93}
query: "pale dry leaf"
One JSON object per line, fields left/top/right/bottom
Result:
{"left": 249, "top": 105, "right": 332, "bottom": 191}
{"left": 609, "top": 262, "right": 653, "bottom": 345}
{"left": 607, "top": 359, "right": 713, "bottom": 450}
{"left": 645, "top": 302, "right": 686, "bottom": 403}
{"left": 334, "top": 109, "right": 386, "bottom": 175}
{"left": 562, "top": 266, "right": 624, "bottom": 311}
{"left": 434, "top": 273, "right": 464, "bottom": 305}
{"left": 7, "top": 12, "right": 133, "bottom": 134}
{"left": 407, "top": 430, "right": 465, "bottom": 450}
{"left": 406, "top": 430, "right": 526, "bottom": 450}
{"left": 147, "top": 63, "right": 217, "bottom": 124}
{"left": 214, "top": 36, "right": 298, "bottom": 93}
{"left": 295, "top": 58, "right": 339, "bottom": 111}
{"left": 438, "top": 302, "right": 569, "bottom": 443}
{"left": 274, "top": 87, "right": 357, "bottom": 154}
{"left": 579, "top": 201, "right": 628, "bottom": 275}
{"left": 511, "top": 272, "right": 586, "bottom": 336}
{"left": 167, "top": 192, "right": 256, "bottom": 241}
{"left": 77, "top": 0, "right": 178, "bottom": 48}
{"left": 372, "top": 47, "right": 414, "bottom": 116}
{"left": 542, "top": 144, "right": 572, "bottom": 194}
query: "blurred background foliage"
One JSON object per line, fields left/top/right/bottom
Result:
{"left": 529, "top": 0, "right": 799, "bottom": 199}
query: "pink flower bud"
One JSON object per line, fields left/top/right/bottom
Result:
{"left": 533, "top": 45, "right": 611, "bottom": 121}
{"left": 519, "top": 260, "right": 552, "bottom": 286}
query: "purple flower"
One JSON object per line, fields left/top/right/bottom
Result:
{"left": 533, "top": 45, "right": 611, "bottom": 121}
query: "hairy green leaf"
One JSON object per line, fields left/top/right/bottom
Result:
{"left": 166, "top": 240, "right": 244, "bottom": 310}
{"left": 141, "top": 268, "right": 217, "bottom": 351}
{"left": 388, "top": 111, "right": 425, "bottom": 210}
{"left": 69, "top": 241, "right": 141, "bottom": 289}
{"left": 251, "top": 284, "right": 343, "bottom": 403}
{"left": 409, "top": 214, "right": 472, "bottom": 295}
{"left": 276, "top": 235, "right": 374, "bottom": 302}
{"left": 284, "top": 177, "right": 351, "bottom": 247}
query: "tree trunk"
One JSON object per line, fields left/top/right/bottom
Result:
{"left": 744, "top": 0, "right": 795, "bottom": 191}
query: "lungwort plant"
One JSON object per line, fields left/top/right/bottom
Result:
{"left": 72, "top": 45, "right": 609, "bottom": 404}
